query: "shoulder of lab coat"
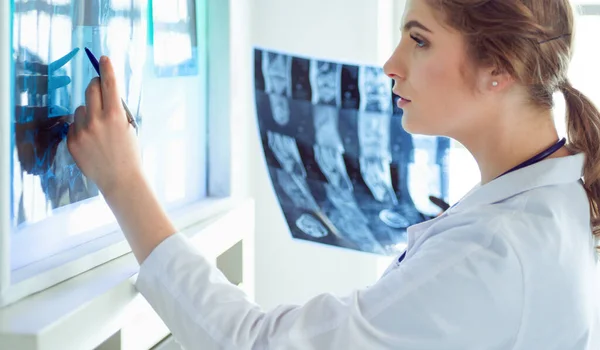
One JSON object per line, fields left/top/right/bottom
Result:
{"left": 135, "top": 153, "right": 599, "bottom": 350}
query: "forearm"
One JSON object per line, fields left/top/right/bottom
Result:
{"left": 65, "top": 56, "right": 177, "bottom": 265}
{"left": 103, "top": 172, "right": 177, "bottom": 264}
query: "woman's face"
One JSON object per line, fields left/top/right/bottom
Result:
{"left": 384, "top": 0, "right": 488, "bottom": 138}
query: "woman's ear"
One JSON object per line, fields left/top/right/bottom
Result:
{"left": 486, "top": 67, "right": 514, "bottom": 91}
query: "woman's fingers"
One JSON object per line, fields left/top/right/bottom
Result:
{"left": 73, "top": 105, "right": 87, "bottom": 134}
{"left": 67, "top": 105, "right": 86, "bottom": 158}
{"left": 85, "top": 77, "right": 103, "bottom": 114}
{"left": 98, "top": 56, "right": 123, "bottom": 114}
{"left": 66, "top": 57, "right": 143, "bottom": 198}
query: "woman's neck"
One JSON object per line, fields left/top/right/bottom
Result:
{"left": 458, "top": 109, "right": 569, "bottom": 185}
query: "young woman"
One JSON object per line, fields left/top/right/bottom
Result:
{"left": 68, "top": 0, "right": 600, "bottom": 348}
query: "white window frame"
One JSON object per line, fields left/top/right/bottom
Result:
{"left": 0, "top": 0, "right": 234, "bottom": 307}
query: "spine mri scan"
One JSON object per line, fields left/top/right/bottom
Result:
{"left": 254, "top": 48, "right": 450, "bottom": 256}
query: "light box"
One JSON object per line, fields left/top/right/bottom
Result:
{"left": 1, "top": 0, "right": 209, "bottom": 307}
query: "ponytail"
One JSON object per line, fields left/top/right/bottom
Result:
{"left": 561, "top": 80, "right": 600, "bottom": 239}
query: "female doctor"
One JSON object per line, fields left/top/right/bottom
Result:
{"left": 68, "top": 0, "right": 600, "bottom": 348}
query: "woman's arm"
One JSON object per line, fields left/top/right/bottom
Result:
{"left": 134, "top": 222, "right": 520, "bottom": 350}
{"left": 67, "top": 56, "right": 175, "bottom": 264}
{"left": 102, "top": 171, "right": 176, "bottom": 264}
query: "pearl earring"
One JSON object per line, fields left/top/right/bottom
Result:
{"left": 492, "top": 81, "right": 499, "bottom": 87}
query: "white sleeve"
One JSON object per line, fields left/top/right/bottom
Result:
{"left": 135, "top": 230, "right": 523, "bottom": 350}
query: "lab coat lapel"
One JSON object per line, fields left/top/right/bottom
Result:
{"left": 449, "top": 153, "right": 585, "bottom": 214}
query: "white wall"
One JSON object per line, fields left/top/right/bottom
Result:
{"left": 248, "top": 0, "right": 406, "bottom": 309}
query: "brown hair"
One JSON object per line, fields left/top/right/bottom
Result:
{"left": 426, "top": 0, "right": 600, "bottom": 240}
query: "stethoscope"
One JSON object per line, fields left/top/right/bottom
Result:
{"left": 397, "top": 137, "right": 567, "bottom": 264}
{"left": 496, "top": 137, "right": 567, "bottom": 178}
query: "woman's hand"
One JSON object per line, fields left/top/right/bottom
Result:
{"left": 67, "top": 56, "right": 176, "bottom": 264}
{"left": 67, "top": 56, "right": 143, "bottom": 199}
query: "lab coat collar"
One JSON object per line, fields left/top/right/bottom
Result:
{"left": 405, "top": 153, "right": 585, "bottom": 248}
{"left": 450, "top": 152, "right": 585, "bottom": 214}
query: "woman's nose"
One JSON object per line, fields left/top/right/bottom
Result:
{"left": 383, "top": 62, "right": 396, "bottom": 79}
{"left": 383, "top": 46, "right": 405, "bottom": 81}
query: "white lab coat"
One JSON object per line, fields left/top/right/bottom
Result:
{"left": 135, "top": 153, "right": 600, "bottom": 349}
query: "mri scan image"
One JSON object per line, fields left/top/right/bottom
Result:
{"left": 10, "top": 0, "right": 146, "bottom": 229}
{"left": 267, "top": 131, "right": 307, "bottom": 178}
{"left": 152, "top": 0, "right": 199, "bottom": 77}
{"left": 359, "top": 157, "right": 397, "bottom": 204}
{"left": 296, "top": 213, "right": 328, "bottom": 238}
{"left": 359, "top": 66, "right": 392, "bottom": 113}
{"left": 358, "top": 110, "right": 391, "bottom": 159}
{"left": 327, "top": 209, "right": 385, "bottom": 254}
{"left": 313, "top": 104, "right": 343, "bottom": 148}
{"left": 291, "top": 56, "right": 312, "bottom": 101}
{"left": 310, "top": 60, "right": 341, "bottom": 106}
{"left": 269, "top": 94, "right": 291, "bottom": 126}
{"left": 312, "top": 104, "right": 352, "bottom": 191}
{"left": 263, "top": 52, "right": 292, "bottom": 97}
{"left": 314, "top": 146, "right": 353, "bottom": 192}
{"left": 340, "top": 64, "right": 361, "bottom": 110}
{"left": 274, "top": 169, "right": 320, "bottom": 211}
{"left": 324, "top": 184, "right": 369, "bottom": 224}
{"left": 254, "top": 48, "right": 450, "bottom": 255}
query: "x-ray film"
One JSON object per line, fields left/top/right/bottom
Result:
{"left": 151, "top": 0, "right": 199, "bottom": 77}
{"left": 254, "top": 48, "right": 451, "bottom": 256}
{"left": 10, "top": 0, "right": 146, "bottom": 230}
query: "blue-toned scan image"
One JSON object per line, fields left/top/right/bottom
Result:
{"left": 151, "top": 0, "right": 199, "bottom": 77}
{"left": 10, "top": 0, "right": 147, "bottom": 229}
{"left": 254, "top": 48, "right": 451, "bottom": 256}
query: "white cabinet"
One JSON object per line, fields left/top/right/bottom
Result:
{"left": 1, "top": 199, "right": 255, "bottom": 350}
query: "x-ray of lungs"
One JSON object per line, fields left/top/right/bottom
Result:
{"left": 267, "top": 131, "right": 307, "bottom": 178}
{"left": 409, "top": 135, "right": 443, "bottom": 216}
{"left": 11, "top": 0, "right": 147, "bottom": 228}
{"left": 313, "top": 104, "right": 352, "bottom": 191}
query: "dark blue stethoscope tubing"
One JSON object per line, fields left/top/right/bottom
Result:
{"left": 496, "top": 138, "right": 567, "bottom": 179}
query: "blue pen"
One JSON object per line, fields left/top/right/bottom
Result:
{"left": 84, "top": 47, "right": 138, "bottom": 132}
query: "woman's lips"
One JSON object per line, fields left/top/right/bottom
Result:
{"left": 397, "top": 96, "right": 412, "bottom": 108}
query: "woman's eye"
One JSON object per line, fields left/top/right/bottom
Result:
{"left": 410, "top": 34, "right": 427, "bottom": 48}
